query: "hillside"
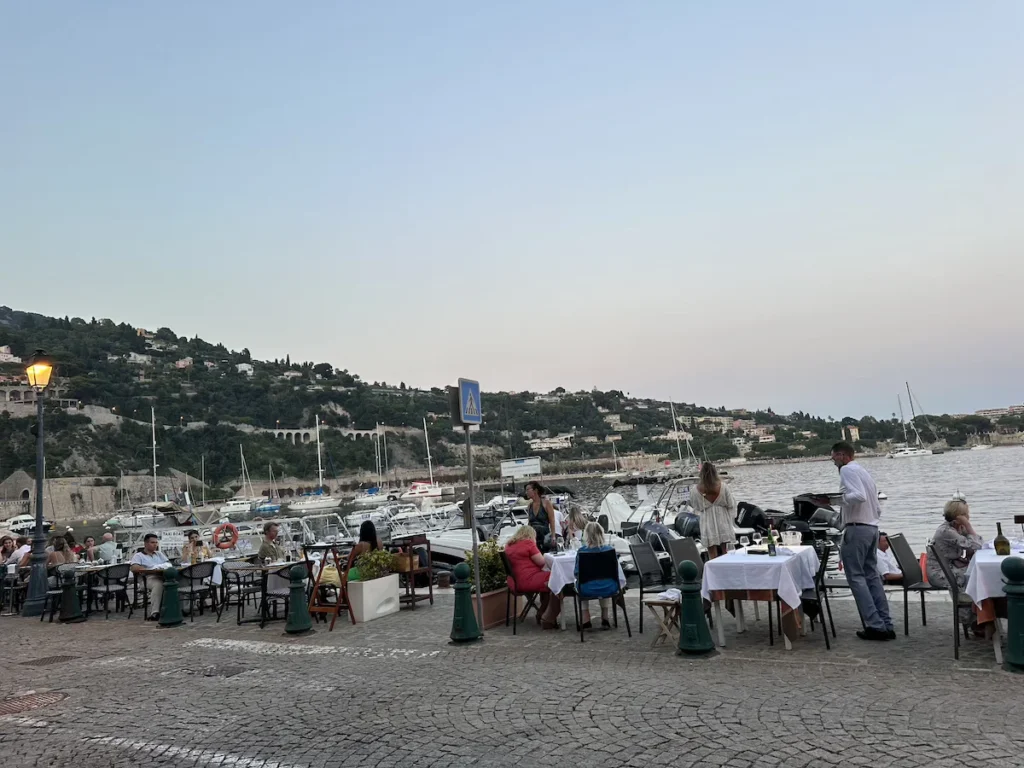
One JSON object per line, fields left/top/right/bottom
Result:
{"left": 0, "top": 306, "right": 1008, "bottom": 487}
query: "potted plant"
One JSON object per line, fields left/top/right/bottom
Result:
{"left": 348, "top": 549, "right": 400, "bottom": 623}
{"left": 465, "top": 540, "right": 518, "bottom": 630}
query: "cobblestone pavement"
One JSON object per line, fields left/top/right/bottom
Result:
{"left": 1, "top": 591, "right": 1022, "bottom": 768}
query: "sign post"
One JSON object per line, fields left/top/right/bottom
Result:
{"left": 453, "top": 378, "right": 484, "bottom": 633}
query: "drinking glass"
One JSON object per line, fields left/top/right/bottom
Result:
{"left": 739, "top": 536, "right": 750, "bottom": 549}
{"left": 752, "top": 532, "right": 763, "bottom": 547}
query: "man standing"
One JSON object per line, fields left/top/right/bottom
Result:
{"left": 831, "top": 441, "right": 894, "bottom": 641}
{"left": 130, "top": 533, "right": 171, "bottom": 620}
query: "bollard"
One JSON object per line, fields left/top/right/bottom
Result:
{"left": 449, "top": 562, "right": 481, "bottom": 644}
{"left": 1001, "top": 556, "right": 1024, "bottom": 672}
{"left": 677, "top": 560, "right": 715, "bottom": 655}
{"left": 285, "top": 564, "right": 313, "bottom": 634}
{"left": 58, "top": 568, "right": 86, "bottom": 624}
{"left": 158, "top": 568, "right": 184, "bottom": 628}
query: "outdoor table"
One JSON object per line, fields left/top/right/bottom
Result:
{"left": 544, "top": 551, "right": 627, "bottom": 631}
{"left": 964, "top": 548, "right": 1019, "bottom": 662}
{"left": 701, "top": 545, "right": 819, "bottom": 650}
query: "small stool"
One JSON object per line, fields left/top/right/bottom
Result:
{"left": 643, "top": 598, "right": 680, "bottom": 648}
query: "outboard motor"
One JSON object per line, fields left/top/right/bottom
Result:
{"left": 673, "top": 512, "right": 701, "bottom": 539}
{"left": 639, "top": 520, "right": 674, "bottom": 552}
{"left": 735, "top": 502, "right": 770, "bottom": 534}
{"left": 792, "top": 493, "right": 835, "bottom": 521}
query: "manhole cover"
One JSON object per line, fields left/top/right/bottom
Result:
{"left": 19, "top": 655, "right": 79, "bottom": 667}
{"left": 0, "top": 692, "right": 67, "bottom": 716}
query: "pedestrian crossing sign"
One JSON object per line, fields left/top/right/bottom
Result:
{"left": 458, "top": 378, "right": 482, "bottom": 425}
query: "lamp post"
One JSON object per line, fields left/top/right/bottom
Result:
{"left": 21, "top": 349, "right": 53, "bottom": 618}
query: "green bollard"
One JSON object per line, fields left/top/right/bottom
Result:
{"left": 449, "top": 563, "right": 481, "bottom": 644}
{"left": 285, "top": 564, "right": 313, "bottom": 635}
{"left": 58, "top": 568, "right": 86, "bottom": 624}
{"left": 158, "top": 568, "right": 184, "bottom": 628}
{"left": 1001, "top": 556, "right": 1024, "bottom": 673}
{"left": 677, "top": 560, "right": 715, "bottom": 655}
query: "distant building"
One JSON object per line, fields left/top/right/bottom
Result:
{"left": 603, "top": 414, "right": 634, "bottom": 432}
{"left": 175, "top": 357, "right": 193, "bottom": 370}
{"left": 605, "top": 435, "right": 623, "bottom": 443}
{"left": 534, "top": 393, "right": 564, "bottom": 404}
{"left": 236, "top": 363, "right": 254, "bottom": 376}
{"left": 758, "top": 434, "right": 776, "bottom": 443}
{"left": 204, "top": 361, "right": 217, "bottom": 370}
{"left": 692, "top": 415, "right": 734, "bottom": 433}
{"left": 527, "top": 434, "right": 574, "bottom": 452}
{"left": 799, "top": 430, "right": 818, "bottom": 439}
{"left": 845, "top": 425, "right": 860, "bottom": 443}
{"left": 745, "top": 425, "right": 774, "bottom": 438}
{"left": 976, "top": 405, "right": 1024, "bottom": 421}
{"left": 127, "top": 352, "right": 152, "bottom": 365}
{"left": 733, "top": 419, "right": 756, "bottom": 432}
{"left": 135, "top": 328, "right": 154, "bottom": 339}
{"left": 0, "top": 345, "right": 21, "bottom": 364}
{"left": 731, "top": 437, "right": 752, "bottom": 455}
{"left": 281, "top": 371, "right": 303, "bottom": 380}
{"left": 656, "top": 429, "right": 693, "bottom": 442}
{"left": 580, "top": 435, "right": 599, "bottom": 444}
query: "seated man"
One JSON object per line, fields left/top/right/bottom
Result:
{"left": 94, "top": 533, "right": 118, "bottom": 564}
{"left": 876, "top": 532, "right": 903, "bottom": 584}
{"left": 257, "top": 522, "right": 286, "bottom": 562}
{"left": 6, "top": 536, "right": 30, "bottom": 566}
{"left": 130, "top": 533, "right": 171, "bottom": 619}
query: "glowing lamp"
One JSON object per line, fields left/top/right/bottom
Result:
{"left": 25, "top": 349, "right": 53, "bottom": 390}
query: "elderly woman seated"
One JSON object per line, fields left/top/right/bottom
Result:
{"left": 927, "top": 498, "right": 984, "bottom": 631}
{"left": 574, "top": 522, "right": 618, "bottom": 630}
{"left": 503, "top": 525, "right": 560, "bottom": 629}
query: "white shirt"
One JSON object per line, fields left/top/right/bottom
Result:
{"left": 6, "top": 544, "right": 30, "bottom": 565}
{"left": 130, "top": 550, "right": 170, "bottom": 570}
{"left": 838, "top": 461, "right": 881, "bottom": 527}
{"left": 876, "top": 547, "right": 901, "bottom": 577}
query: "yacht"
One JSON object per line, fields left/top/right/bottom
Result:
{"left": 351, "top": 487, "right": 396, "bottom": 506}
{"left": 286, "top": 416, "right": 341, "bottom": 512}
{"left": 3, "top": 513, "right": 53, "bottom": 536}
{"left": 887, "top": 444, "right": 933, "bottom": 459}
{"left": 400, "top": 481, "right": 444, "bottom": 501}
{"left": 887, "top": 391, "right": 933, "bottom": 458}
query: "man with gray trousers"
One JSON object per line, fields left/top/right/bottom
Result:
{"left": 831, "top": 441, "right": 895, "bottom": 641}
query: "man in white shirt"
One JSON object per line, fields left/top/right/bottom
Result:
{"left": 876, "top": 533, "right": 903, "bottom": 583}
{"left": 6, "top": 537, "right": 30, "bottom": 566}
{"left": 831, "top": 441, "right": 894, "bottom": 641}
{"left": 130, "top": 533, "right": 171, "bottom": 620}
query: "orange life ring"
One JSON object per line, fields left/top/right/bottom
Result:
{"left": 214, "top": 523, "right": 239, "bottom": 550}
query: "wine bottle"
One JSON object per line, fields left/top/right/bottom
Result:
{"left": 994, "top": 522, "right": 1011, "bottom": 556}
{"left": 767, "top": 527, "right": 778, "bottom": 557}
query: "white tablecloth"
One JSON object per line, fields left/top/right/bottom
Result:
{"left": 544, "top": 552, "right": 626, "bottom": 595}
{"left": 701, "top": 545, "right": 819, "bottom": 609}
{"left": 965, "top": 549, "right": 1024, "bottom": 605}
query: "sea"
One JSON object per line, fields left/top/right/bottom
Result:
{"left": 557, "top": 446, "right": 1024, "bottom": 552}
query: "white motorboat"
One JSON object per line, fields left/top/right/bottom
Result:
{"left": 286, "top": 416, "right": 341, "bottom": 511}
{"left": 970, "top": 444, "right": 993, "bottom": 451}
{"left": 352, "top": 487, "right": 396, "bottom": 506}
{"left": 3, "top": 513, "right": 53, "bottom": 535}
{"left": 400, "top": 481, "right": 444, "bottom": 501}
{"left": 887, "top": 444, "right": 933, "bottom": 459}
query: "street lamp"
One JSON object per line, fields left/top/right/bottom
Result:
{"left": 21, "top": 349, "right": 53, "bottom": 618}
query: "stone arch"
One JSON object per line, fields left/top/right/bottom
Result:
{"left": 301, "top": 432, "right": 311, "bottom": 443}
{"left": 276, "top": 432, "right": 284, "bottom": 440}
{"left": 20, "top": 489, "right": 30, "bottom": 500}
{"left": 8, "top": 390, "right": 20, "bottom": 402}
{"left": 0, "top": 389, "right": 6, "bottom": 402}
{"left": 22, "top": 390, "right": 34, "bottom": 402}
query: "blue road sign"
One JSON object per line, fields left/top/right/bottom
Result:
{"left": 458, "top": 379, "right": 482, "bottom": 425}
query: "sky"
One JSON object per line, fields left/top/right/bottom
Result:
{"left": 2, "top": 3, "right": 1022, "bottom": 419}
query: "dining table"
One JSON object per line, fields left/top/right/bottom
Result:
{"left": 964, "top": 547, "right": 1024, "bottom": 664}
{"left": 701, "top": 545, "right": 819, "bottom": 650}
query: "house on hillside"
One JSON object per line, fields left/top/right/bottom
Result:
{"left": 236, "top": 363, "right": 254, "bottom": 376}
{"left": 280, "top": 371, "right": 303, "bottom": 380}
{"left": 127, "top": 352, "right": 152, "bottom": 365}
{"left": 0, "top": 345, "right": 21, "bottom": 364}
{"left": 175, "top": 357, "right": 193, "bottom": 370}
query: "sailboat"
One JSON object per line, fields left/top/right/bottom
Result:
{"left": 353, "top": 424, "right": 398, "bottom": 506}
{"left": 401, "top": 418, "right": 446, "bottom": 500}
{"left": 887, "top": 388, "right": 933, "bottom": 458}
{"left": 220, "top": 447, "right": 281, "bottom": 515}
{"left": 602, "top": 441, "right": 629, "bottom": 480}
{"left": 288, "top": 415, "right": 341, "bottom": 511}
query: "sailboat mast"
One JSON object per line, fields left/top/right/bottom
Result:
{"left": 375, "top": 424, "right": 383, "bottom": 487}
{"left": 897, "top": 394, "right": 909, "bottom": 443}
{"left": 670, "top": 401, "right": 683, "bottom": 463}
{"left": 382, "top": 424, "right": 390, "bottom": 482}
{"left": 423, "top": 417, "right": 434, "bottom": 485}
{"left": 612, "top": 441, "right": 619, "bottom": 471}
{"left": 315, "top": 415, "right": 324, "bottom": 489}
{"left": 151, "top": 407, "right": 158, "bottom": 502}
{"left": 200, "top": 455, "right": 205, "bottom": 506}
{"left": 906, "top": 381, "right": 924, "bottom": 446}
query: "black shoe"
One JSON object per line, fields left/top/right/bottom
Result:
{"left": 856, "top": 628, "right": 891, "bottom": 641}
{"left": 601, "top": 618, "right": 612, "bottom": 630}
{"left": 580, "top": 621, "right": 593, "bottom": 630}
{"left": 886, "top": 629, "right": 896, "bottom": 640}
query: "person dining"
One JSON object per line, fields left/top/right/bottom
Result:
{"left": 180, "top": 530, "right": 212, "bottom": 565}
{"left": 257, "top": 522, "right": 287, "bottom": 562}
{"left": 79, "top": 536, "right": 97, "bottom": 562}
{"left": 7, "top": 536, "right": 30, "bottom": 566}
{"left": 564, "top": 507, "right": 588, "bottom": 548}
{"left": 525, "top": 481, "right": 557, "bottom": 551}
{"left": 689, "top": 462, "right": 737, "bottom": 558}
{"left": 876, "top": 533, "right": 903, "bottom": 584}
{"left": 94, "top": 533, "right": 118, "bottom": 564}
{"left": 346, "top": 521, "right": 383, "bottom": 582}
{"left": 20, "top": 536, "right": 76, "bottom": 586}
{"left": 504, "top": 525, "right": 560, "bottom": 628}
{"left": 0, "top": 536, "right": 14, "bottom": 564}
{"left": 927, "top": 499, "right": 983, "bottom": 630}
{"left": 574, "top": 522, "right": 617, "bottom": 630}
{"left": 130, "top": 533, "right": 172, "bottom": 620}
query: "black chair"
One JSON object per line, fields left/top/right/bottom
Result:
{"left": 262, "top": 564, "right": 295, "bottom": 627}
{"left": 888, "top": 533, "right": 942, "bottom": 635}
{"left": 179, "top": 562, "right": 222, "bottom": 622}
{"left": 797, "top": 542, "right": 836, "bottom": 650}
{"left": 40, "top": 565, "right": 78, "bottom": 623}
{"left": 572, "top": 549, "right": 631, "bottom": 643}
{"left": 220, "top": 560, "right": 262, "bottom": 625}
{"left": 629, "top": 541, "right": 670, "bottom": 634}
{"left": 89, "top": 564, "right": 132, "bottom": 619}
{"left": 666, "top": 537, "right": 713, "bottom": 628}
{"left": 499, "top": 550, "right": 540, "bottom": 635}
{"left": 927, "top": 544, "right": 972, "bottom": 660}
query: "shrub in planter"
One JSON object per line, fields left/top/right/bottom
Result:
{"left": 353, "top": 548, "right": 395, "bottom": 581}
{"left": 464, "top": 540, "right": 518, "bottom": 629}
{"left": 349, "top": 548, "right": 399, "bottom": 623}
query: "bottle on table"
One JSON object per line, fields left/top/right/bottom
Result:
{"left": 994, "top": 522, "right": 1011, "bottom": 556}
{"left": 767, "top": 527, "right": 778, "bottom": 557}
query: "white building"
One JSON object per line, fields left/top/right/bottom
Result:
{"left": 0, "top": 346, "right": 22, "bottom": 364}
{"left": 731, "top": 437, "right": 752, "bottom": 455}
{"left": 745, "top": 425, "right": 774, "bottom": 438}
{"left": 236, "top": 363, "right": 254, "bottom": 376}
{"left": 603, "top": 414, "right": 635, "bottom": 432}
{"left": 127, "top": 352, "right": 152, "bottom": 365}
{"left": 691, "top": 415, "right": 733, "bottom": 433}
{"left": 758, "top": 434, "right": 776, "bottom": 443}
{"left": 976, "top": 405, "right": 1024, "bottom": 421}
{"left": 527, "top": 434, "right": 574, "bottom": 452}
{"left": 281, "top": 371, "right": 303, "bottom": 380}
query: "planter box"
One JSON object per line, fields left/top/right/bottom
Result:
{"left": 473, "top": 588, "right": 523, "bottom": 630}
{"left": 349, "top": 573, "right": 400, "bottom": 623}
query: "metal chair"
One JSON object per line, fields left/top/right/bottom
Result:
{"left": 629, "top": 541, "right": 670, "bottom": 634}
{"left": 667, "top": 537, "right": 704, "bottom": 580}
{"left": 927, "top": 544, "right": 973, "bottom": 660}
{"left": 178, "top": 561, "right": 221, "bottom": 622}
{"left": 262, "top": 564, "right": 295, "bottom": 627}
{"left": 572, "top": 549, "right": 630, "bottom": 643}
{"left": 89, "top": 564, "right": 132, "bottom": 619}
{"left": 888, "top": 533, "right": 942, "bottom": 635}
{"left": 797, "top": 542, "right": 835, "bottom": 650}
{"left": 499, "top": 550, "right": 541, "bottom": 635}
{"left": 220, "top": 560, "right": 262, "bottom": 625}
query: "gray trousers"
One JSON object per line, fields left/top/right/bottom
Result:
{"left": 841, "top": 525, "right": 892, "bottom": 632}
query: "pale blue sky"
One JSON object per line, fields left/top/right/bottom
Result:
{"left": 2, "top": 3, "right": 1021, "bottom": 418}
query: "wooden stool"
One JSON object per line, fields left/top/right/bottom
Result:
{"left": 643, "top": 598, "right": 680, "bottom": 648}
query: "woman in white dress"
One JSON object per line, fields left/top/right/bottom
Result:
{"left": 689, "top": 463, "right": 736, "bottom": 558}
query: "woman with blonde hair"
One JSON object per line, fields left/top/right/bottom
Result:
{"left": 574, "top": 522, "right": 617, "bottom": 630}
{"left": 688, "top": 462, "right": 737, "bottom": 558}
{"left": 503, "top": 525, "right": 560, "bottom": 628}
{"left": 928, "top": 498, "right": 984, "bottom": 631}
{"left": 564, "top": 506, "right": 588, "bottom": 547}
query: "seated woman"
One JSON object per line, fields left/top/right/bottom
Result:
{"left": 180, "top": 530, "right": 212, "bottom": 565}
{"left": 927, "top": 498, "right": 983, "bottom": 630}
{"left": 22, "top": 536, "right": 76, "bottom": 587}
{"left": 0, "top": 536, "right": 14, "bottom": 565}
{"left": 346, "top": 521, "right": 383, "bottom": 582}
{"left": 574, "top": 522, "right": 618, "bottom": 630}
{"left": 564, "top": 507, "right": 588, "bottom": 549}
{"left": 504, "top": 525, "right": 560, "bottom": 628}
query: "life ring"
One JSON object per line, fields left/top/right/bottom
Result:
{"left": 213, "top": 523, "right": 239, "bottom": 550}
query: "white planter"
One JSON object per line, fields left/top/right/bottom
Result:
{"left": 348, "top": 573, "right": 400, "bottom": 623}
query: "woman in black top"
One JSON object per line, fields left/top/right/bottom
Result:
{"left": 525, "top": 481, "right": 556, "bottom": 550}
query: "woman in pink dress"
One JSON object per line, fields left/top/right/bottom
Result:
{"left": 504, "top": 525, "right": 560, "bottom": 628}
